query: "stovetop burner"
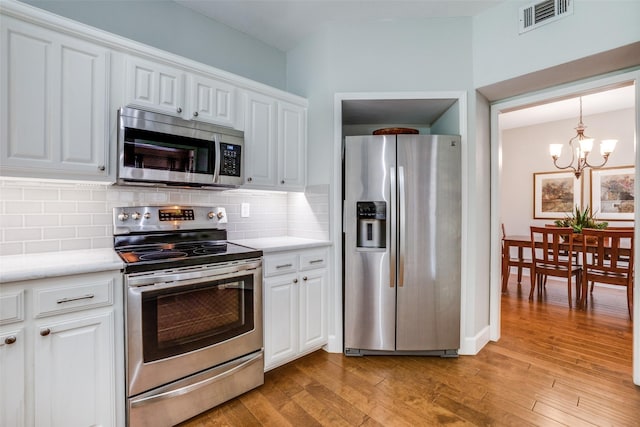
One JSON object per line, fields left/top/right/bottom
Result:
{"left": 114, "top": 207, "right": 262, "bottom": 273}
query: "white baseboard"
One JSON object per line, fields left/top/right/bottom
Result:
{"left": 459, "top": 325, "right": 491, "bottom": 355}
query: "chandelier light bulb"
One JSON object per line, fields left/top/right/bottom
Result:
{"left": 600, "top": 139, "right": 617, "bottom": 156}
{"left": 549, "top": 144, "right": 563, "bottom": 158}
{"left": 579, "top": 137, "right": 594, "bottom": 153}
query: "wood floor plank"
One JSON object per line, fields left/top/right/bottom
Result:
{"left": 180, "top": 275, "right": 638, "bottom": 427}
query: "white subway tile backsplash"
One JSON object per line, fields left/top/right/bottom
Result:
{"left": 43, "top": 227, "right": 76, "bottom": 239}
{"left": 60, "top": 238, "right": 92, "bottom": 251}
{"left": 61, "top": 214, "right": 92, "bottom": 226}
{"left": 0, "top": 214, "right": 23, "bottom": 228}
{"left": 24, "top": 188, "right": 59, "bottom": 200}
{"left": 0, "top": 242, "right": 23, "bottom": 256}
{"left": 0, "top": 179, "right": 331, "bottom": 255}
{"left": 5, "top": 201, "right": 42, "bottom": 214}
{"left": 77, "top": 226, "right": 107, "bottom": 238}
{"left": 5, "top": 227, "right": 42, "bottom": 242}
{"left": 43, "top": 201, "right": 76, "bottom": 214}
{"left": 25, "top": 240, "right": 60, "bottom": 254}
{"left": 24, "top": 214, "right": 60, "bottom": 227}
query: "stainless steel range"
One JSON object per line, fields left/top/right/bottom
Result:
{"left": 113, "top": 205, "right": 264, "bottom": 427}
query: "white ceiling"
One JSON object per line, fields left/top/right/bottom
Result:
{"left": 500, "top": 85, "right": 636, "bottom": 130}
{"left": 175, "top": 0, "right": 504, "bottom": 51}
{"left": 174, "top": 0, "right": 635, "bottom": 128}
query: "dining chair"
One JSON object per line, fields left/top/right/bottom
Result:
{"left": 581, "top": 228, "right": 634, "bottom": 320}
{"left": 501, "top": 224, "right": 533, "bottom": 292}
{"left": 530, "top": 226, "right": 582, "bottom": 307}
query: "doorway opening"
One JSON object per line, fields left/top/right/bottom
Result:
{"left": 490, "top": 71, "right": 639, "bottom": 384}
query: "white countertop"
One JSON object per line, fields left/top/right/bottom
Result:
{"left": 0, "top": 237, "right": 331, "bottom": 283}
{"left": 231, "top": 236, "right": 332, "bottom": 253}
{"left": 0, "top": 248, "right": 124, "bottom": 283}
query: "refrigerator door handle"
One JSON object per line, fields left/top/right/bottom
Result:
{"left": 390, "top": 166, "right": 397, "bottom": 288}
{"left": 398, "top": 166, "right": 406, "bottom": 287}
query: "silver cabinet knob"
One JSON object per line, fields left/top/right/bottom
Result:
{"left": 40, "top": 328, "right": 51, "bottom": 337}
{"left": 193, "top": 111, "right": 199, "bottom": 117}
{"left": 303, "top": 276, "right": 308, "bottom": 281}
{"left": 177, "top": 107, "right": 183, "bottom": 113}
{"left": 247, "top": 177, "right": 253, "bottom": 182}
{"left": 4, "top": 336, "right": 16, "bottom": 345}
{"left": 293, "top": 278, "right": 298, "bottom": 284}
{"left": 281, "top": 180, "right": 285, "bottom": 184}
{"left": 98, "top": 165, "right": 105, "bottom": 171}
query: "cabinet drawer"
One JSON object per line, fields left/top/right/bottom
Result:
{"left": 299, "top": 249, "right": 328, "bottom": 271}
{"left": 34, "top": 279, "right": 114, "bottom": 318}
{"left": 264, "top": 253, "right": 298, "bottom": 277}
{"left": 0, "top": 290, "right": 24, "bottom": 325}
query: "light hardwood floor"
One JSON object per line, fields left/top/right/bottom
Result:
{"left": 180, "top": 275, "right": 639, "bottom": 426}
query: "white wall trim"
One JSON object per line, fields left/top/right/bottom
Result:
{"left": 461, "top": 325, "right": 491, "bottom": 355}
{"left": 332, "top": 90, "right": 468, "bottom": 355}
{"left": 490, "top": 70, "right": 640, "bottom": 385}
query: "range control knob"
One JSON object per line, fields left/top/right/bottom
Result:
{"left": 144, "top": 212, "right": 151, "bottom": 219}
{"left": 208, "top": 212, "right": 215, "bottom": 219}
{"left": 131, "top": 212, "right": 141, "bottom": 220}
{"left": 117, "top": 212, "right": 129, "bottom": 221}
{"left": 217, "top": 211, "right": 225, "bottom": 219}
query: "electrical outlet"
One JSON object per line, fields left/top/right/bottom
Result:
{"left": 241, "top": 203, "right": 250, "bottom": 218}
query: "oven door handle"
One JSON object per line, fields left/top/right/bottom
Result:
{"left": 130, "top": 351, "right": 262, "bottom": 408}
{"left": 127, "top": 261, "right": 261, "bottom": 287}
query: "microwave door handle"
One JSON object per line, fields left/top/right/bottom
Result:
{"left": 212, "top": 135, "right": 221, "bottom": 182}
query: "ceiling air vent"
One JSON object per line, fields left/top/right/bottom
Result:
{"left": 519, "top": 0, "right": 573, "bottom": 34}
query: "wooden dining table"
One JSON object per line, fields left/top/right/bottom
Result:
{"left": 502, "top": 233, "right": 631, "bottom": 293}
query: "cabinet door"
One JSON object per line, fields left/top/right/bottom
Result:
{"left": 263, "top": 274, "right": 298, "bottom": 370}
{"left": 278, "top": 101, "right": 307, "bottom": 190}
{"left": 0, "top": 328, "right": 25, "bottom": 427}
{"left": 0, "top": 17, "right": 109, "bottom": 178}
{"left": 34, "top": 312, "right": 116, "bottom": 427}
{"left": 189, "top": 74, "right": 236, "bottom": 127}
{"left": 125, "top": 55, "right": 184, "bottom": 116}
{"left": 243, "top": 91, "right": 277, "bottom": 187}
{"left": 299, "top": 268, "right": 328, "bottom": 352}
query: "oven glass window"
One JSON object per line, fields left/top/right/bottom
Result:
{"left": 141, "top": 274, "right": 254, "bottom": 362}
{"left": 123, "top": 127, "right": 213, "bottom": 174}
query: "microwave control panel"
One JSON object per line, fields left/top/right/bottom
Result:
{"left": 220, "top": 143, "right": 242, "bottom": 177}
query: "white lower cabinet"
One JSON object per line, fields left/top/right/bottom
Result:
{"left": 0, "top": 271, "right": 124, "bottom": 427}
{"left": 263, "top": 248, "right": 328, "bottom": 371}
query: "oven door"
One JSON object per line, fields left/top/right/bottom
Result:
{"left": 125, "top": 258, "right": 262, "bottom": 397}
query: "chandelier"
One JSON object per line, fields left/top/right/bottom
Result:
{"left": 549, "top": 97, "right": 617, "bottom": 179}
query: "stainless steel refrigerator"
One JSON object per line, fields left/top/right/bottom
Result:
{"left": 343, "top": 134, "right": 461, "bottom": 356}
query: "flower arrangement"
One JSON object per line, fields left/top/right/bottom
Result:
{"left": 554, "top": 205, "right": 608, "bottom": 233}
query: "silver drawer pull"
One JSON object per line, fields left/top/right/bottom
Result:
{"left": 309, "top": 259, "right": 324, "bottom": 264}
{"left": 276, "top": 263, "right": 293, "bottom": 269}
{"left": 57, "top": 294, "right": 95, "bottom": 304}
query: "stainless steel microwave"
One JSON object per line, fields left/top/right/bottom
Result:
{"left": 117, "top": 107, "right": 243, "bottom": 188}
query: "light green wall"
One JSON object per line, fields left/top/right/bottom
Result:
{"left": 287, "top": 17, "right": 475, "bottom": 186}
{"left": 20, "top": 0, "right": 287, "bottom": 90}
{"left": 472, "top": 0, "right": 640, "bottom": 88}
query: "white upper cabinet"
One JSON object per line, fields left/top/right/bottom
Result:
{"left": 278, "top": 101, "right": 307, "bottom": 190}
{"left": 243, "top": 90, "right": 307, "bottom": 191}
{"left": 125, "top": 55, "right": 237, "bottom": 128}
{"left": 125, "top": 55, "right": 184, "bottom": 116}
{"left": 0, "top": 16, "right": 111, "bottom": 181}
{"left": 188, "top": 73, "right": 236, "bottom": 128}
{"left": 243, "top": 90, "right": 278, "bottom": 187}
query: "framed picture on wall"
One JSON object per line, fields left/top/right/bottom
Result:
{"left": 590, "top": 166, "right": 634, "bottom": 220}
{"left": 533, "top": 171, "right": 582, "bottom": 219}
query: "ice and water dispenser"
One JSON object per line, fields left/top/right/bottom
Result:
{"left": 356, "top": 201, "right": 386, "bottom": 249}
